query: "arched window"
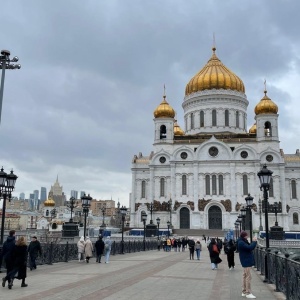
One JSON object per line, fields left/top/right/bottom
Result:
{"left": 243, "top": 113, "right": 246, "bottom": 130}
{"left": 219, "top": 175, "right": 224, "bottom": 195}
{"left": 141, "top": 181, "right": 146, "bottom": 198}
{"left": 236, "top": 111, "right": 239, "bottom": 127}
{"left": 243, "top": 175, "right": 248, "bottom": 195}
{"left": 269, "top": 178, "right": 274, "bottom": 197}
{"left": 52, "top": 223, "right": 57, "bottom": 230}
{"left": 182, "top": 175, "right": 187, "bottom": 195}
{"left": 160, "top": 125, "right": 166, "bottom": 139}
{"left": 212, "top": 175, "right": 217, "bottom": 195}
{"left": 225, "top": 110, "right": 229, "bottom": 126}
{"left": 160, "top": 178, "right": 165, "bottom": 197}
{"left": 46, "top": 210, "right": 49, "bottom": 216}
{"left": 264, "top": 121, "right": 272, "bottom": 137}
{"left": 200, "top": 111, "right": 204, "bottom": 127}
{"left": 205, "top": 175, "right": 210, "bottom": 195}
{"left": 212, "top": 110, "right": 217, "bottom": 126}
{"left": 293, "top": 212, "right": 299, "bottom": 225}
{"left": 191, "top": 113, "right": 194, "bottom": 129}
{"left": 292, "top": 180, "right": 297, "bottom": 199}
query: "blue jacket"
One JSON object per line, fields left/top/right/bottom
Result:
{"left": 237, "top": 238, "right": 257, "bottom": 267}
{"left": 2, "top": 236, "right": 16, "bottom": 261}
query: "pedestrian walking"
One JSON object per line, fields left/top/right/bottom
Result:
{"left": 2, "top": 236, "right": 28, "bottom": 289}
{"left": 188, "top": 237, "right": 195, "bottom": 260}
{"left": 95, "top": 236, "right": 105, "bottom": 263}
{"left": 104, "top": 236, "right": 112, "bottom": 263}
{"left": 77, "top": 236, "right": 85, "bottom": 262}
{"left": 237, "top": 231, "right": 257, "bottom": 299}
{"left": 84, "top": 237, "right": 93, "bottom": 263}
{"left": 224, "top": 239, "right": 236, "bottom": 270}
{"left": 207, "top": 238, "right": 222, "bottom": 270}
{"left": 182, "top": 237, "right": 187, "bottom": 252}
{"left": 28, "top": 236, "right": 42, "bottom": 271}
{"left": 177, "top": 238, "right": 182, "bottom": 252}
{"left": 195, "top": 239, "right": 202, "bottom": 260}
{"left": 1, "top": 230, "right": 16, "bottom": 279}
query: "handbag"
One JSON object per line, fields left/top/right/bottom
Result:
{"left": 212, "top": 244, "right": 219, "bottom": 253}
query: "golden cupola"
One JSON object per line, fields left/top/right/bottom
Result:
{"left": 174, "top": 120, "right": 184, "bottom": 136}
{"left": 154, "top": 95, "right": 175, "bottom": 119}
{"left": 44, "top": 196, "right": 55, "bottom": 207}
{"left": 249, "top": 123, "right": 257, "bottom": 134}
{"left": 185, "top": 47, "right": 245, "bottom": 96}
{"left": 254, "top": 90, "right": 278, "bottom": 115}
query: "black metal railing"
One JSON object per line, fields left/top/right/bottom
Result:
{"left": 254, "top": 247, "right": 300, "bottom": 300}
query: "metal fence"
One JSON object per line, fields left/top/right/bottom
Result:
{"left": 254, "top": 247, "right": 300, "bottom": 300}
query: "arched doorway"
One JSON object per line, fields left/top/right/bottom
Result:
{"left": 208, "top": 206, "right": 222, "bottom": 229}
{"left": 180, "top": 207, "right": 190, "bottom": 229}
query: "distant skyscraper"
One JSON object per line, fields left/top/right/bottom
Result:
{"left": 71, "top": 190, "right": 78, "bottom": 199}
{"left": 40, "top": 187, "right": 47, "bottom": 202}
{"left": 19, "top": 192, "right": 25, "bottom": 200}
{"left": 29, "top": 193, "right": 35, "bottom": 210}
{"left": 80, "top": 191, "right": 85, "bottom": 198}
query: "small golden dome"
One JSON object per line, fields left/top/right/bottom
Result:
{"left": 254, "top": 91, "right": 278, "bottom": 115}
{"left": 174, "top": 120, "right": 184, "bottom": 136}
{"left": 154, "top": 95, "right": 175, "bottom": 118}
{"left": 185, "top": 47, "right": 245, "bottom": 96}
{"left": 249, "top": 123, "right": 257, "bottom": 134}
{"left": 44, "top": 197, "right": 55, "bottom": 207}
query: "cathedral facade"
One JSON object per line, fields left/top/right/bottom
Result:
{"left": 130, "top": 47, "right": 300, "bottom": 232}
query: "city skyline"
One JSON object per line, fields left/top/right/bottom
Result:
{"left": 1, "top": 1, "right": 300, "bottom": 208}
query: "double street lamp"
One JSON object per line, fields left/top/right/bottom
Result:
{"left": 142, "top": 212, "right": 147, "bottom": 251}
{"left": 81, "top": 194, "right": 92, "bottom": 239}
{"left": 257, "top": 164, "right": 273, "bottom": 282}
{"left": 120, "top": 206, "right": 127, "bottom": 254}
{"left": 0, "top": 168, "right": 18, "bottom": 245}
{"left": 156, "top": 217, "right": 160, "bottom": 240}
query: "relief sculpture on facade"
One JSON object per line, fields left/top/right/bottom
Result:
{"left": 220, "top": 199, "right": 232, "bottom": 212}
{"left": 135, "top": 203, "right": 141, "bottom": 211}
{"left": 198, "top": 199, "right": 211, "bottom": 211}
{"left": 174, "top": 200, "right": 194, "bottom": 211}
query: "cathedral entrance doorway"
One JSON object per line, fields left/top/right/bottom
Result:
{"left": 208, "top": 206, "right": 222, "bottom": 229}
{"left": 180, "top": 207, "right": 190, "bottom": 229}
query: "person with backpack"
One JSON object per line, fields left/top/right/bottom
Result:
{"left": 104, "top": 236, "right": 112, "bottom": 263}
{"left": 208, "top": 238, "right": 222, "bottom": 270}
{"left": 224, "top": 239, "right": 236, "bottom": 270}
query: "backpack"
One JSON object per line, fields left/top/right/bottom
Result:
{"left": 105, "top": 243, "right": 110, "bottom": 250}
{"left": 224, "top": 245, "right": 230, "bottom": 254}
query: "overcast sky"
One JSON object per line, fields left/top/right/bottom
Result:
{"left": 0, "top": 0, "right": 300, "bottom": 206}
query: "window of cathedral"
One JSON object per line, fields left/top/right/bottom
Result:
{"left": 264, "top": 121, "right": 272, "bottom": 137}
{"left": 182, "top": 175, "right": 187, "bottom": 195}
{"left": 200, "top": 111, "right": 204, "bottom": 127}
{"left": 219, "top": 175, "right": 224, "bottom": 195}
{"left": 212, "top": 175, "right": 217, "bottom": 195}
{"left": 266, "top": 154, "right": 273, "bottom": 162}
{"left": 205, "top": 175, "right": 210, "bottom": 195}
{"left": 293, "top": 212, "right": 299, "bottom": 225}
{"left": 160, "top": 125, "right": 167, "bottom": 139}
{"left": 180, "top": 152, "right": 188, "bottom": 159}
{"left": 225, "top": 110, "right": 229, "bottom": 127}
{"left": 236, "top": 111, "right": 239, "bottom": 128}
{"left": 141, "top": 181, "right": 146, "bottom": 198}
{"left": 291, "top": 180, "right": 297, "bottom": 199}
{"left": 243, "top": 175, "right": 248, "bottom": 195}
{"left": 160, "top": 178, "right": 165, "bottom": 197}
{"left": 159, "top": 156, "right": 166, "bottom": 163}
{"left": 241, "top": 151, "right": 248, "bottom": 159}
{"left": 209, "top": 146, "right": 218, "bottom": 157}
{"left": 191, "top": 113, "right": 194, "bottom": 129}
{"left": 269, "top": 178, "right": 274, "bottom": 197}
{"left": 212, "top": 110, "right": 217, "bottom": 126}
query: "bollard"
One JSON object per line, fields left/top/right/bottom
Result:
{"left": 285, "top": 253, "right": 290, "bottom": 300}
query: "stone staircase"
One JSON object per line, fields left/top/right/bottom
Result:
{"left": 172, "top": 228, "right": 227, "bottom": 238}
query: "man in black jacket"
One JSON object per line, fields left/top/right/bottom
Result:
{"left": 28, "top": 236, "right": 42, "bottom": 271}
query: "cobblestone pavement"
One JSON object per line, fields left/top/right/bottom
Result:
{"left": 1, "top": 246, "right": 286, "bottom": 300}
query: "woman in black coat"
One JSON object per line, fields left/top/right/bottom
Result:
{"left": 2, "top": 236, "right": 28, "bottom": 289}
{"left": 208, "top": 238, "right": 222, "bottom": 270}
{"left": 225, "top": 239, "right": 236, "bottom": 270}
{"left": 95, "top": 236, "right": 105, "bottom": 263}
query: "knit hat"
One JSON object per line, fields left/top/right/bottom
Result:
{"left": 240, "top": 231, "right": 248, "bottom": 238}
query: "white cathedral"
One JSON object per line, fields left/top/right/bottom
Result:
{"left": 129, "top": 46, "right": 300, "bottom": 232}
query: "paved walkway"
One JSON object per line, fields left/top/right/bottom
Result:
{"left": 1, "top": 246, "right": 286, "bottom": 300}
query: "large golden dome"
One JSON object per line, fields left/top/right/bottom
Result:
{"left": 254, "top": 91, "right": 278, "bottom": 115}
{"left": 44, "top": 196, "right": 55, "bottom": 207}
{"left": 249, "top": 123, "right": 257, "bottom": 134}
{"left": 174, "top": 120, "right": 184, "bottom": 136}
{"left": 154, "top": 95, "right": 175, "bottom": 118}
{"left": 185, "top": 47, "right": 245, "bottom": 96}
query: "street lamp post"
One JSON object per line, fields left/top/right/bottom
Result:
{"left": 0, "top": 50, "right": 21, "bottom": 124}
{"left": 168, "top": 199, "right": 172, "bottom": 226}
{"left": 237, "top": 216, "right": 242, "bottom": 233}
{"left": 241, "top": 206, "right": 247, "bottom": 231}
{"left": 100, "top": 204, "right": 106, "bottom": 228}
{"left": 0, "top": 168, "right": 18, "bottom": 245}
{"left": 142, "top": 212, "right": 147, "bottom": 251}
{"left": 234, "top": 222, "right": 239, "bottom": 240}
{"left": 120, "top": 206, "right": 127, "bottom": 254}
{"left": 156, "top": 217, "right": 160, "bottom": 240}
{"left": 258, "top": 197, "right": 263, "bottom": 231}
{"left": 81, "top": 194, "right": 92, "bottom": 239}
{"left": 149, "top": 202, "right": 154, "bottom": 224}
{"left": 274, "top": 202, "right": 279, "bottom": 226}
{"left": 167, "top": 221, "right": 170, "bottom": 238}
{"left": 257, "top": 164, "right": 273, "bottom": 282}
{"left": 245, "top": 194, "right": 254, "bottom": 242}
{"left": 68, "top": 197, "right": 76, "bottom": 223}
